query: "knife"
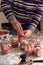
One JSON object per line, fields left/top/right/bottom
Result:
{"left": 20, "top": 54, "right": 43, "bottom": 63}
{"left": 33, "top": 60, "right": 43, "bottom": 63}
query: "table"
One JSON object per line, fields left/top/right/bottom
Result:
{"left": 0, "top": 47, "right": 43, "bottom": 65}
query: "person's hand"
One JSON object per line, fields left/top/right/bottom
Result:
{"left": 11, "top": 20, "right": 24, "bottom": 37}
{"left": 23, "top": 30, "right": 32, "bottom": 37}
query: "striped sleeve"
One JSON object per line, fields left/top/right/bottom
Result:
{"left": 1, "top": 0, "right": 16, "bottom": 22}
{"left": 29, "top": 3, "right": 43, "bottom": 32}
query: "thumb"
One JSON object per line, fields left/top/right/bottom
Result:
{"left": 19, "top": 31, "right": 24, "bottom": 37}
{"left": 18, "top": 31, "right": 25, "bottom": 38}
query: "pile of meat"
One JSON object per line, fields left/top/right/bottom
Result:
{"left": 0, "top": 32, "right": 43, "bottom": 57}
{"left": 19, "top": 36, "right": 43, "bottom": 57}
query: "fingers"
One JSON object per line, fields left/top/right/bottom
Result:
{"left": 23, "top": 30, "right": 32, "bottom": 38}
{"left": 18, "top": 22, "right": 23, "bottom": 31}
{"left": 23, "top": 30, "right": 28, "bottom": 37}
{"left": 11, "top": 20, "right": 24, "bottom": 36}
{"left": 18, "top": 31, "right": 25, "bottom": 39}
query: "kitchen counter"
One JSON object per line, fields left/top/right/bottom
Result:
{"left": 0, "top": 47, "right": 43, "bottom": 65}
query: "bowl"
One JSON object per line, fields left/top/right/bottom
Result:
{"left": 0, "top": 29, "right": 10, "bottom": 40}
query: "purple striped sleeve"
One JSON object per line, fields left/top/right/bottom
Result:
{"left": 1, "top": 0, "right": 16, "bottom": 22}
{"left": 29, "top": 3, "right": 43, "bottom": 33}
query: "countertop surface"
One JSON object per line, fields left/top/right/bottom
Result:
{"left": 0, "top": 47, "right": 43, "bottom": 65}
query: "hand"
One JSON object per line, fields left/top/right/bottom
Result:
{"left": 24, "top": 30, "right": 32, "bottom": 37}
{"left": 11, "top": 20, "right": 24, "bottom": 36}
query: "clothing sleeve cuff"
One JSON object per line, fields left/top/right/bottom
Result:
{"left": 8, "top": 15, "right": 17, "bottom": 22}
{"left": 28, "top": 25, "right": 36, "bottom": 33}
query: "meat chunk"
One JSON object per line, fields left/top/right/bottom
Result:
{"left": 1, "top": 42, "right": 10, "bottom": 54}
{"left": 10, "top": 36, "right": 19, "bottom": 48}
{"left": 33, "top": 47, "right": 42, "bottom": 57}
